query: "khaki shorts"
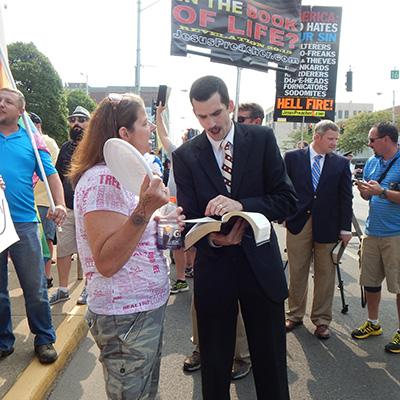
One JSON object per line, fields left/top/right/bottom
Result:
{"left": 360, "top": 235, "right": 400, "bottom": 294}
{"left": 56, "top": 208, "right": 77, "bottom": 258}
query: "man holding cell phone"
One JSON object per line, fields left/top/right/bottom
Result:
{"left": 352, "top": 122, "right": 400, "bottom": 354}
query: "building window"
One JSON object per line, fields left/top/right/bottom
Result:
{"left": 353, "top": 111, "right": 357, "bottom": 116}
{"left": 338, "top": 110, "right": 343, "bottom": 119}
{"left": 344, "top": 110, "right": 349, "bottom": 118}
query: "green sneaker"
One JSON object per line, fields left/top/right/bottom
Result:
{"left": 170, "top": 280, "right": 189, "bottom": 294}
{"left": 351, "top": 320, "right": 383, "bottom": 339}
{"left": 385, "top": 331, "right": 400, "bottom": 354}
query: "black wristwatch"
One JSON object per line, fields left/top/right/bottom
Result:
{"left": 379, "top": 188, "right": 387, "bottom": 199}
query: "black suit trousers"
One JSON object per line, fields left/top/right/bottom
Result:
{"left": 194, "top": 246, "right": 290, "bottom": 400}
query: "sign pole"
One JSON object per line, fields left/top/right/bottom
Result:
{"left": 234, "top": 67, "right": 242, "bottom": 122}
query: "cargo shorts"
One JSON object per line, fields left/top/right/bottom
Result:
{"left": 86, "top": 302, "right": 167, "bottom": 400}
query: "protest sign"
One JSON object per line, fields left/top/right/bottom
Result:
{"left": 273, "top": 6, "right": 342, "bottom": 122}
{"left": 171, "top": 0, "right": 302, "bottom": 72}
{"left": 0, "top": 189, "right": 19, "bottom": 253}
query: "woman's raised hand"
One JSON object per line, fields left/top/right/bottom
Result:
{"left": 138, "top": 175, "right": 169, "bottom": 219}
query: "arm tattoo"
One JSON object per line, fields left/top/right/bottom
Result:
{"left": 130, "top": 198, "right": 150, "bottom": 226}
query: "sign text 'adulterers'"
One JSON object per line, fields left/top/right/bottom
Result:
{"left": 273, "top": 6, "right": 342, "bottom": 122}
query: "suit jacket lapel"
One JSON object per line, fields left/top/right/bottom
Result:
{"left": 303, "top": 148, "right": 314, "bottom": 192}
{"left": 196, "top": 133, "right": 229, "bottom": 195}
{"left": 231, "top": 124, "right": 252, "bottom": 197}
{"left": 317, "top": 152, "right": 332, "bottom": 191}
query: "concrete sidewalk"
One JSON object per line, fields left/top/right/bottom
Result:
{"left": 0, "top": 257, "right": 88, "bottom": 400}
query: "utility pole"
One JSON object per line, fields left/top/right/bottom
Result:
{"left": 80, "top": 72, "right": 89, "bottom": 95}
{"left": 390, "top": 67, "right": 399, "bottom": 124}
{"left": 393, "top": 90, "right": 396, "bottom": 124}
{"left": 135, "top": 0, "right": 141, "bottom": 95}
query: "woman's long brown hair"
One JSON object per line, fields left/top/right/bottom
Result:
{"left": 69, "top": 93, "right": 144, "bottom": 187}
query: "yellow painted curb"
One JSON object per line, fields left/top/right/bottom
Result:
{"left": 3, "top": 306, "right": 88, "bottom": 400}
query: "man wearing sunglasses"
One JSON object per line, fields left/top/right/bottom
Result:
{"left": 352, "top": 122, "right": 400, "bottom": 354}
{"left": 50, "top": 106, "right": 90, "bottom": 306}
{"left": 237, "top": 103, "right": 265, "bottom": 125}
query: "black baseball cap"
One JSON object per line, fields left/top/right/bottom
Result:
{"left": 29, "top": 112, "right": 42, "bottom": 124}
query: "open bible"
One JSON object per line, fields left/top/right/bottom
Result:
{"left": 184, "top": 211, "right": 271, "bottom": 250}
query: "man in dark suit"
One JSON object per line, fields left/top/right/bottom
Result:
{"left": 284, "top": 120, "right": 353, "bottom": 339}
{"left": 173, "top": 76, "right": 297, "bottom": 400}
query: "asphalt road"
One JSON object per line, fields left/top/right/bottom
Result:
{"left": 47, "top": 193, "right": 400, "bottom": 400}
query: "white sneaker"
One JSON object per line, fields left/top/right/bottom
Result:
{"left": 49, "top": 289, "right": 70, "bottom": 305}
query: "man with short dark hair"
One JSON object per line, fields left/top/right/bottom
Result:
{"left": 50, "top": 106, "right": 90, "bottom": 305}
{"left": 0, "top": 88, "right": 66, "bottom": 364}
{"left": 173, "top": 75, "right": 296, "bottom": 399}
{"left": 351, "top": 122, "right": 400, "bottom": 354}
{"left": 183, "top": 102, "right": 262, "bottom": 380}
{"left": 284, "top": 120, "right": 353, "bottom": 340}
{"left": 238, "top": 102, "right": 265, "bottom": 125}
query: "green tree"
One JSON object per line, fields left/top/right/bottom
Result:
{"left": 8, "top": 41, "right": 68, "bottom": 144}
{"left": 65, "top": 89, "right": 97, "bottom": 115}
{"left": 283, "top": 125, "right": 313, "bottom": 151}
{"left": 338, "top": 110, "right": 394, "bottom": 153}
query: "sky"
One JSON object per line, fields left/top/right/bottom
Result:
{"left": 2, "top": 0, "right": 400, "bottom": 143}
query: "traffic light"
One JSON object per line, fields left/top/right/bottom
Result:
{"left": 307, "top": 123, "right": 313, "bottom": 135}
{"left": 345, "top": 70, "right": 353, "bottom": 92}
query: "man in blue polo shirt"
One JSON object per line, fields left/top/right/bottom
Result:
{"left": 0, "top": 88, "right": 66, "bottom": 364}
{"left": 352, "top": 122, "right": 400, "bottom": 354}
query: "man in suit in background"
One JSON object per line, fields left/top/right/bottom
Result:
{"left": 173, "top": 76, "right": 297, "bottom": 400}
{"left": 284, "top": 120, "right": 353, "bottom": 339}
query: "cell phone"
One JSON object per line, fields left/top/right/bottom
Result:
{"left": 156, "top": 85, "right": 171, "bottom": 107}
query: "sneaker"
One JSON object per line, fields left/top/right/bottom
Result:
{"left": 185, "top": 266, "right": 194, "bottom": 278}
{"left": 49, "top": 289, "right": 70, "bottom": 305}
{"left": 183, "top": 350, "right": 201, "bottom": 372}
{"left": 351, "top": 320, "right": 383, "bottom": 339}
{"left": 76, "top": 287, "right": 88, "bottom": 305}
{"left": 231, "top": 359, "right": 252, "bottom": 380}
{"left": 385, "top": 331, "right": 400, "bottom": 354}
{"left": 46, "top": 277, "right": 53, "bottom": 289}
{"left": 35, "top": 343, "right": 58, "bottom": 364}
{"left": 170, "top": 280, "right": 189, "bottom": 294}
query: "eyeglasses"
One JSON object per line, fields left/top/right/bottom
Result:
{"left": 368, "top": 136, "right": 385, "bottom": 143}
{"left": 68, "top": 116, "right": 88, "bottom": 124}
{"left": 237, "top": 116, "right": 252, "bottom": 123}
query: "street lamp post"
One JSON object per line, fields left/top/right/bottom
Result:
{"left": 392, "top": 90, "right": 396, "bottom": 124}
{"left": 135, "top": 0, "right": 141, "bottom": 95}
{"left": 376, "top": 91, "right": 396, "bottom": 124}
